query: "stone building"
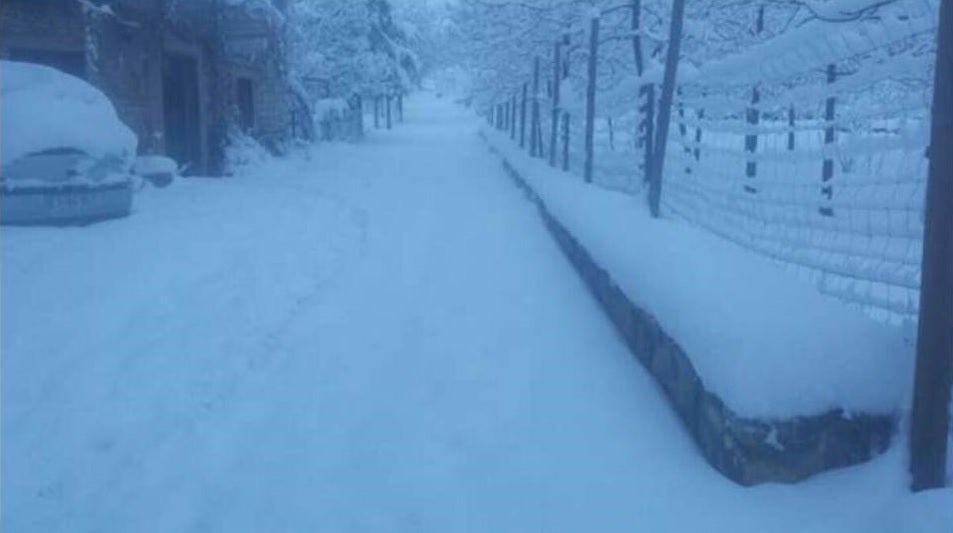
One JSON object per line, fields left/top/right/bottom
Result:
{"left": 0, "top": 0, "right": 304, "bottom": 175}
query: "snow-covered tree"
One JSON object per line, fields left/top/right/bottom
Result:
{"left": 287, "top": 0, "right": 420, "bottom": 99}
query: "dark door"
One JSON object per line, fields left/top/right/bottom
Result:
{"left": 162, "top": 53, "right": 202, "bottom": 174}
{"left": 237, "top": 77, "right": 255, "bottom": 133}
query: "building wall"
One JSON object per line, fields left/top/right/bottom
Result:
{"left": 0, "top": 0, "right": 295, "bottom": 174}
{"left": 219, "top": 6, "right": 293, "bottom": 152}
{"left": 0, "top": 0, "right": 85, "bottom": 57}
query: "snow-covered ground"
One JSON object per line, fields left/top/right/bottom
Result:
{"left": 2, "top": 94, "right": 950, "bottom": 531}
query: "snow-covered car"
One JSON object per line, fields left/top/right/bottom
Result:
{"left": 1, "top": 61, "right": 138, "bottom": 225}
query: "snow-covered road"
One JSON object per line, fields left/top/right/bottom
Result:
{"left": 2, "top": 95, "right": 949, "bottom": 532}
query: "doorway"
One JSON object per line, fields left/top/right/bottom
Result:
{"left": 237, "top": 77, "right": 255, "bottom": 133}
{"left": 163, "top": 53, "right": 202, "bottom": 174}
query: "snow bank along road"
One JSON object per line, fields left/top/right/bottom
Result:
{"left": 2, "top": 94, "right": 950, "bottom": 532}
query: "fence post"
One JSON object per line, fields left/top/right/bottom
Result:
{"left": 520, "top": 82, "right": 528, "bottom": 149}
{"left": 820, "top": 63, "right": 836, "bottom": 216}
{"left": 562, "top": 111, "right": 570, "bottom": 171}
{"left": 910, "top": 0, "right": 953, "bottom": 492}
{"left": 510, "top": 93, "right": 517, "bottom": 140}
{"left": 374, "top": 96, "right": 381, "bottom": 129}
{"left": 744, "top": 87, "right": 760, "bottom": 194}
{"left": 787, "top": 105, "right": 796, "bottom": 150}
{"left": 640, "top": 84, "right": 655, "bottom": 181}
{"left": 531, "top": 56, "right": 541, "bottom": 158}
{"left": 504, "top": 99, "right": 510, "bottom": 132}
{"left": 356, "top": 95, "right": 364, "bottom": 138}
{"left": 647, "top": 0, "right": 685, "bottom": 217}
{"left": 398, "top": 93, "right": 404, "bottom": 122}
{"left": 609, "top": 118, "right": 615, "bottom": 151}
{"left": 693, "top": 108, "right": 704, "bottom": 161}
{"left": 386, "top": 94, "right": 393, "bottom": 130}
{"left": 550, "top": 39, "right": 562, "bottom": 167}
{"left": 584, "top": 15, "right": 600, "bottom": 183}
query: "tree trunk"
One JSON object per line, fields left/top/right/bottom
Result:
{"left": 631, "top": 0, "right": 644, "bottom": 76}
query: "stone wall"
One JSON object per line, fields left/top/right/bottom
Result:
{"left": 0, "top": 0, "right": 85, "bottom": 59}
{"left": 486, "top": 137, "right": 895, "bottom": 486}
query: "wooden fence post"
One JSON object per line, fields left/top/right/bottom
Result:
{"left": 374, "top": 96, "right": 381, "bottom": 129}
{"left": 386, "top": 94, "right": 393, "bottom": 130}
{"left": 910, "top": 0, "right": 953, "bottom": 492}
{"left": 744, "top": 86, "right": 760, "bottom": 194}
{"left": 504, "top": 99, "right": 510, "bottom": 132}
{"left": 693, "top": 108, "right": 704, "bottom": 161}
{"left": 820, "top": 63, "right": 836, "bottom": 216}
{"left": 511, "top": 94, "right": 517, "bottom": 140}
{"left": 520, "top": 82, "right": 528, "bottom": 149}
{"left": 647, "top": 0, "right": 685, "bottom": 217}
{"left": 584, "top": 15, "right": 600, "bottom": 183}
{"left": 562, "top": 111, "right": 570, "bottom": 171}
{"left": 787, "top": 105, "right": 796, "bottom": 151}
{"left": 531, "top": 56, "right": 542, "bottom": 158}
{"left": 640, "top": 84, "right": 655, "bottom": 181}
{"left": 550, "top": 39, "right": 562, "bottom": 167}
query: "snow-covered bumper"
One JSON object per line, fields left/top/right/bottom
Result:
{"left": 1, "top": 181, "right": 133, "bottom": 225}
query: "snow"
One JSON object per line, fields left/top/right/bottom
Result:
{"left": 133, "top": 156, "right": 178, "bottom": 176}
{"left": 0, "top": 61, "right": 137, "bottom": 167}
{"left": 2, "top": 94, "right": 950, "bottom": 532}
{"left": 484, "top": 127, "right": 913, "bottom": 420}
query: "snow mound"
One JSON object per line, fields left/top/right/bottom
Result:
{"left": 486, "top": 128, "right": 913, "bottom": 419}
{"left": 133, "top": 155, "right": 178, "bottom": 176}
{"left": 0, "top": 61, "right": 137, "bottom": 167}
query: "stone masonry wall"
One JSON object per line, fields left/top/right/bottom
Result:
{"left": 485, "top": 135, "right": 895, "bottom": 486}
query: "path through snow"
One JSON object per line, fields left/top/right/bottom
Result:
{"left": 2, "top": 94, "right": 950, "bottom": 532}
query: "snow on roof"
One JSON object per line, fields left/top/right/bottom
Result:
{"left": 0, "top": 61, "right": 137, "bottom": 167}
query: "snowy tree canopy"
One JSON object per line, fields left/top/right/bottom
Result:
{"left": 287, "top": 0, "right": 421, "bottom": 98}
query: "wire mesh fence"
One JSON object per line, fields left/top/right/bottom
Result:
{"left": 485, "top": 0, "right": 940, "bottom": 325}
{"left": 664, "top": 0, "right": 938, "bottom": 323}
